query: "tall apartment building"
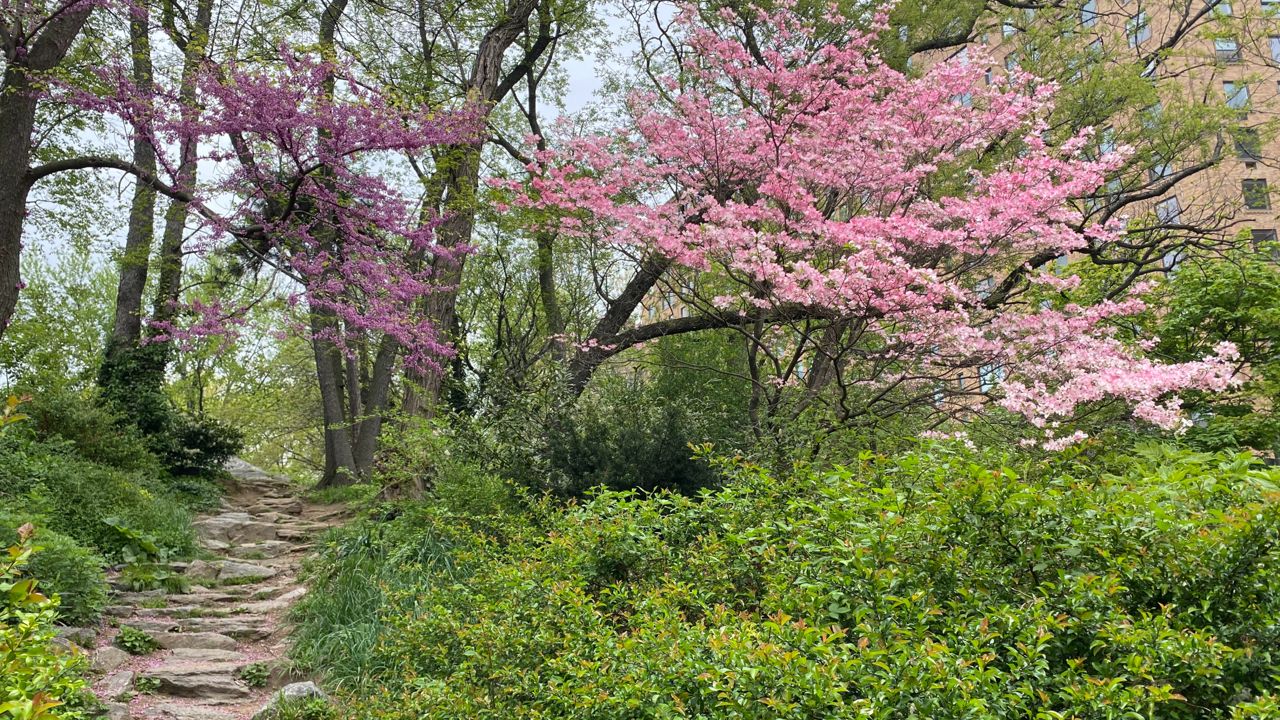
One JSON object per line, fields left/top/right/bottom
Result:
{"left": 929, "top": 0, "right": 1280, "bottom": 256}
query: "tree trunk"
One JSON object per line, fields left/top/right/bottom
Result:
{"left": 0, "top": 6, "right": 94, "bottom": 337}
{"left": 103, "top": 12, "right": 157, "bottom": 370}
{"left": 311, "top": 310, "right": 359, "bottom": 487}
{"left": 402, "top": 144, "right": 481, "bottom": 417}
{"left": 151, "top": 0, "right": 213, "bottom": 329}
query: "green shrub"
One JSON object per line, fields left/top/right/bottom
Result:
{"left": 237, "top": 662, "right": 270, "bottom": 688}
{"left": 0, "top": 524, "right": 95, "bottom": 719}
{"left": 0, "top": 516, "right": 106, "bottom": 626}
{"left": 0, "top": 432, "right": 196, "bottom": 560}
{"left": 114, "top": 626, "right": 159, "bottom": 656}
{"left": 297, "top": 443, "right": 1280, "bottom": 719}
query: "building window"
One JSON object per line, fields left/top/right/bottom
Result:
{"left": 1215, "top": 38, "right": 1242, "bottom": 62}
{"left": 979, "top": 364, "right": 1007, "bottom": 392}
{"left": 1251, "top": 228, "right": 1278, "bottom": 248}
{"left": 1156, "top": 196, "right": 1181, "bottom": 224}
{"left": 1265, "top": 0, "right": 1280, "bottom": 14}
{"left": 1244, "top": 179, "right": 1271, "bottom": 210}
{"left": 1163, "top": 248, "right": 1185, "bottom": 271}
{"left": 1082, "top": 0, "right": 1098, "bottom": 27}
{"left": 1235, "top": 128, "right": 1262, "bottom": 161}
{"left": 1211, "top": 0, "right": 1232, "bottom": 15}
{"left": 1127, "top": 12, "right": 1151, "bottom": 47}
{"left": 1225, "top": 81, "right": 1249, "bottom": 112}
{"left": 1149, "top": 159, "right": 1173, "bottom": 182}
{"left": 1003, "top": 21, "right": 1017, "bottom": 37}
{"left": 1005, "top": 53, "right": 1019, "bottom": 71}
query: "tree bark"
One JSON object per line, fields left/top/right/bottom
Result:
{"left": 0, "top": 4, "right": 94, "bottom": 337}
{"left": 104, "top": 11, "right": 157, "bottom": 365}
{"left": 151, "top": 0, "right": 213, "bottom": 328}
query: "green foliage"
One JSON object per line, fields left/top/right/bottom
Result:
{"left": 237, "top": 662, "right": 270, "bottom": 688}
{"left": 0, "top": 411, "right": 197, "bottom": 561}
{"left": 296, "top": 443, "right": 1280, "bottom": 719}
{"left": 113, "top": 626, "right": 159, "bottom": 656}
{"left": 98, "top": 344, "right": 245, "bottom": 478}
{"left": 0, "top": 518, "right": 106, "bottom": 627}
{"left": 1157, "top": 248, "right": 1280, "bottom": 453}
{"left": 132, "top": 676, "right": 160, "bottom": 694}
{"left": 0, "top": 524, "right": 95, "bottom": 720}
{"left": 269, "top": 697, "right": 335, "bottom": 720}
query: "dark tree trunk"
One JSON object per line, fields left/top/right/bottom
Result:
{"left": 103, "top": 12, "right": 157, "bottom": 370}
{"left": 311, "top": 310, "right": 359, "bottom": 486}
{"left": 0, "top": 5, "right": 94, "bottom": 337}
{"left": 150, "top": 0, "right": 212, "bottom": 329}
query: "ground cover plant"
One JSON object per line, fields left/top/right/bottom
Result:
{"left": 293, "top": 442, "right": 1280, "bottom": 719}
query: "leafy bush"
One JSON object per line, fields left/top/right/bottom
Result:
{"left": 0, "top": 524, "right": 95, "bottom": 720}
{"left": 237, "top": 662, "right": 270, "bottom": 688}
{"left": 0, "top": 516, "right": 106, "bottom": 626}
{"left": 153, "top": 412, "right": 244, "bottom": 478}
{"left": 97, "top": 345, "right": 244, "bottom": 477}
{"left": 297, "top": 443, "right": 1280, "bottom": 719}
{"left": 0, "top": 432, "right": 196, "bottom": 560}
{"left": 114, "top": 626, "right": 159, "bottom": 656}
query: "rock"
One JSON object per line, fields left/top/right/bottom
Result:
{"left": 54, "top": 625, "right": 97, "bottom": 648}
{"left": 252, "top": 682, "right": 329, "bottom": 719}
{"left": 143, "top": 663, "right": 250, "bottom": 700}
{"left": 169, "top": 647, "right": 247, "bottom": 663}
{"left": 140, "top": 704, "right": 239, "bottom": 720}
{"left": 184, "top": 560, "right": 220, "bottom": 584}
{"left": 194, "top": 514, "right": 278, "bottom": 544}
{"left": 103, "top": 702, "right": 131, "bottom": 720}
{"left": 217, "top": 561, "right": 277, "bottom": 583}
{"left": 177, "top": 617, "right": 270, "bottom": 641}
{"left": 102, "top": 670, "right": 134, "bottom": 700}
{"left": 228, "top": 541, "right": 293, "bottom": 559}
{"left": 152, "top": 631, "right": 239, "bottom": 651}
{"left": 92, "top": 646, "right": 132, "bottom": 674}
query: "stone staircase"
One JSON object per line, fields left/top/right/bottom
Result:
{"left": 86, "top": 460, "right": 345, "bottom": 720}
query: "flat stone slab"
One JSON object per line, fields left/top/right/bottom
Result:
{"left": 168, "top": 648, "right": 248, "bottom": 663}
{"left": 152, "top": 632, "right": 239, "bottom": 651}
{"left": 194, "top": 514, "right": 278, "bottom": 544}
{"left": 217, "top": 561, "right": 277, "bottom": 583}
{"left": 177, "top": 617, "right": 271, "bottom": 641}
{"left": 142, "top": 662, "right": 250, "bottom": 701}
{"left": 141, "top": 703, "right": 241, "bottom": 719}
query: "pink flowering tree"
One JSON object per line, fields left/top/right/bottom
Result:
{"left": 41, "top": 18, "right": 481, "bottom": 482}
{"left": 503, "top": 5, "right": 1236, "bottom": 449}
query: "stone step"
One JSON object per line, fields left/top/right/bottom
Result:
{"left": 169, "top": 647, "right": 249, "bottom": 663}
{"left": 152, "top": 631, "right": 239, "bottom": 651}
{"left": 185, "top": 559, "right": 279, "bottom": 585}
{"left": 140, "top": 662, "right": 252, "bottom": 701}
{"left": 140, "top": 704, "right": 241, "bottom": 720}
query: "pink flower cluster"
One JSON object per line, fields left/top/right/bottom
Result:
{"left": 503, "top": 5, "right": 1236, "bottom": 445}
{"left": 68, "top": 33, "right": 483, "bottom": 370}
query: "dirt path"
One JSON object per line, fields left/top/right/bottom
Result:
{"left": 86, "top": 459, "right": 345, "bottom": 720}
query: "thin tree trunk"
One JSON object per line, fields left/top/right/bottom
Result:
{"left": 353, "top": 335, "right": 399, "bottom": 475}
{"left": 151, "top": 0, "right": 213, "bottom": 327}
{"left": 104, "top": 11, "right": 157, "bottom": 365}
{"left": 0, "top": 6, "right": 94, "bottom": 337}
